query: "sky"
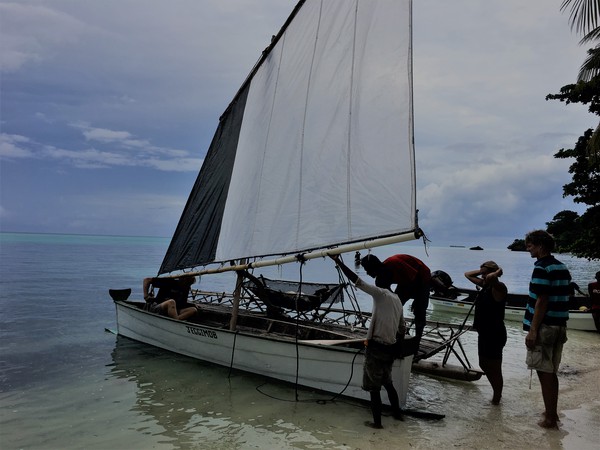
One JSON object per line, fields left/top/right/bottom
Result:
{"left": 0, "top": 0, "right": 594, "bottom": 249}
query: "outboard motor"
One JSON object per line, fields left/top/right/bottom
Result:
{"left": 430, "top": 270, "right": 457, "bottom": 298}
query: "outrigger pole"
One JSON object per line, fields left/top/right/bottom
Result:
{"left": 165, "top": 229, "right": 423, "bottom": 278}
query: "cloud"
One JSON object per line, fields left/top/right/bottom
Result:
{"left": 0, "top": 2, "right": 91, "bottom": 72}
{"left": 0, "top": 134, "right": 34, "bottom": 158}
{"left": 0, "top": 127, "right": 202, "bottom": 172}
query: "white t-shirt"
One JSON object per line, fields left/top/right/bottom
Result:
{"left": 356, "top": 277, "right": 403, "bottom": 345}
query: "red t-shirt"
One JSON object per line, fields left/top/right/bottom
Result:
{"left": 382, "top": 254, "right": 431, "bottom": 286}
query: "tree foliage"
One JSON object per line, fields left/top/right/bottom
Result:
{"left": 507, "top": 239, "right": 526, "bottom": 251}
{"left": 541, "top": 1, "right": 600, "bottom": 260}
{"left": 546, "top": 210, "right": 583, "bottom": 253}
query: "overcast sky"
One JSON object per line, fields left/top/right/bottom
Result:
{"left": 0, "top": 0, "right": 593, "bottom": 249}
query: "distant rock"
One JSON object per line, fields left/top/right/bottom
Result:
{"left": 507, "top": 239, "right": 526, "bottom": 251}
{"left": 469, "top": 246, "right": 483, "bottom": 250}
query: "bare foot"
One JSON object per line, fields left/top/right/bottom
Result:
{"left": 540, "top": 412, "right": 560, "bottom": 423}
{"left": 538, "top": 419, "right": 559, "bottom": 429}
{"left": 364, "top": 421, "right": 383, "bottom": 429}
{"left": 491, "top": 396, "right": 501, "bottom": 405}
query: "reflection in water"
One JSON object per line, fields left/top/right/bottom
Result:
{"left": 107, "top": 336, "right": 361, "bottom": 449}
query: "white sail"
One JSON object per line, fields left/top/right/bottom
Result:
{"left": 218, "top": 0, "right": 415, "bottom": 261}
{"left": 160, "top": 0, "right": 416, "bottom": 274}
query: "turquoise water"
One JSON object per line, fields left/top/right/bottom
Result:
{"left": 0, "top": 232, "right": 598, "bottom": 449}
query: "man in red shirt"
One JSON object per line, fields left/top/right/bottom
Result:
{"left": 361, "top": 253, "right": 431, "bottom": 351}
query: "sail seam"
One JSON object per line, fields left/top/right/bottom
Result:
{"left": 347, "top": 0, "right": 359, "bottom": 240}
{"left": 296, "top": 0, "right": 325, "bottom": 249}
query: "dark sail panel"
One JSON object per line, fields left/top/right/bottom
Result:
{"left": 158, "top": 85, "right": 250, "bottom": 274}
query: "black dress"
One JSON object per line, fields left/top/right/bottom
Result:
{"left": 473, "top": 285, "right": 507, "bottom": 360}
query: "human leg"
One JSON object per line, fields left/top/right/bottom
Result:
{"left": 531, "top": 325, "right": 566, "bottom": 428}
{"left": 177, "top": 305, "right": 199, "bottom": 320}
{"left": 160, "top": 299, "right": 179, "bottom": 319}
{"left": 362, "top": 347, "right": 393, "bottom": 429}
{"left": 537, "top": 371, "right": 559, "bottom": 428}
{"left": 383, "top": 382, "right": 403, "bottom": 420}
{"left": 478, "top": 330, "right": 505, "bottom": 404}
{"left": 412, "top": 283, "right": 430, "bottom": 347}
{"left": 479, "top": 357, "right": 503, "bottom": 404}
{"left": 367, "top": 391, "right": 384, "bottom": 428}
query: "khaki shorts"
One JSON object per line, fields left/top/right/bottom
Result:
{"left": 526, "top": 324, "right": 567, "bottom": 373}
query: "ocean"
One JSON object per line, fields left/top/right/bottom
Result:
{"left": 0, "top": 232, "right": 598, "bottom": 449}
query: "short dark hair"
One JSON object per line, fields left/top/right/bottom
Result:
{"left": 360, "top": 254, "right": 381, "bottom": 271}
{"left": 525, "top": 230, "right": 555, "bottom": 253}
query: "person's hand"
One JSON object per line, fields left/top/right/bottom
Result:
{"left": 525, "top": 329, "right": 537, "bottom": 349}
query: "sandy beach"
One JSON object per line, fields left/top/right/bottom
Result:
{"left": 328, "top": 329, "right": 600, "bottom": 450}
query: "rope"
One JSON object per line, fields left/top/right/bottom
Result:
{"left": 228, "top": 330, "right": 239, "bottom": 378}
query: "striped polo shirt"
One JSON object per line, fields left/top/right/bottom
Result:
{"left": 523, "top": 255, "right": 571, "bottom": 330}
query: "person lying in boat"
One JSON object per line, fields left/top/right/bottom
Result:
{"left": 143, "top": 276, "right": 200, "bottom": 321}
{"left": 329, "top": 254, "right": 405, "bottom": 429}
{"left": 360, "top": 253, "right": 430, "bottom": 351}
{"left": 464, "top": 261, "right": 508, "bottom": 405}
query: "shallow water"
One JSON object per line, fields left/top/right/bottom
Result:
{"left": 1, "top": 233, "right": 598, "bottom": 449}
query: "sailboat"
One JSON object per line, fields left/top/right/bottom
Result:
{"left": 110, "top": 0, "right": 424, "bottom": 408}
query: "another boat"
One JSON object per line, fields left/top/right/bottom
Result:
{"left": 430, "top": 287, "right": 597, "bottom": 332}
{"left": 109, "top": 0, "right": 432, "bottom": 408}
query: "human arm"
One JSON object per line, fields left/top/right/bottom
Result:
{"left": 329, "top": 254, "right": 358, "bottom": 284}
{"left": 525, "top": 293, "right": 548, "bottom": 349}
{"left": 484, "top": 268, "right": 507, "bottom": 302}
{"left": 143, "top": 277, "right": 156, "bottom": 302}
{"left": 464, "top": 269, "right": 484, "bottom": 288}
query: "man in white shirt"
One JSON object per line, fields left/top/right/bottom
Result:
{"left": 330, "top": 254, "right": 405, "bottom": 429}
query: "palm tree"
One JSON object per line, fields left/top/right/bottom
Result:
{"left": 561, "top": 0, "right": 600, "bottom": 81}
{"left": 561, "top": 0, "right": 600, "bottom": 158}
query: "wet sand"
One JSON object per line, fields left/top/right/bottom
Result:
{"left": 335, "top": 330, "right": 600, "bottom": 450}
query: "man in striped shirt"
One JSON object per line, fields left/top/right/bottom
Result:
{"left": 523, "top": 230, "right": 571, "bottom": 429}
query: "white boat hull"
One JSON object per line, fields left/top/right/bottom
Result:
{"left": 115, "top": 301, "right": 413, "bottom": 406}
{"left": 430, "top": 297, "right": 597, "bottom": 332}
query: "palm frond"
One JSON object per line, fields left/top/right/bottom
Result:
{"left": 561, "top": 0, "right": 600, "bottom": 36}
{"left": 577, "top": 46, "right": 600, "bottom": 81}
{"left": 580, "top": 25, "right": 600, "bottom": 44}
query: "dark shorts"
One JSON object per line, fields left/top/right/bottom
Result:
{"left": 477, "top": 326, "right": 507, "bottom": 360}
{"left": 148, "top": 302, "right": 167, "bottom": 316}
{"left": 362, "top": 342, "right": 395, "bottom": 392}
